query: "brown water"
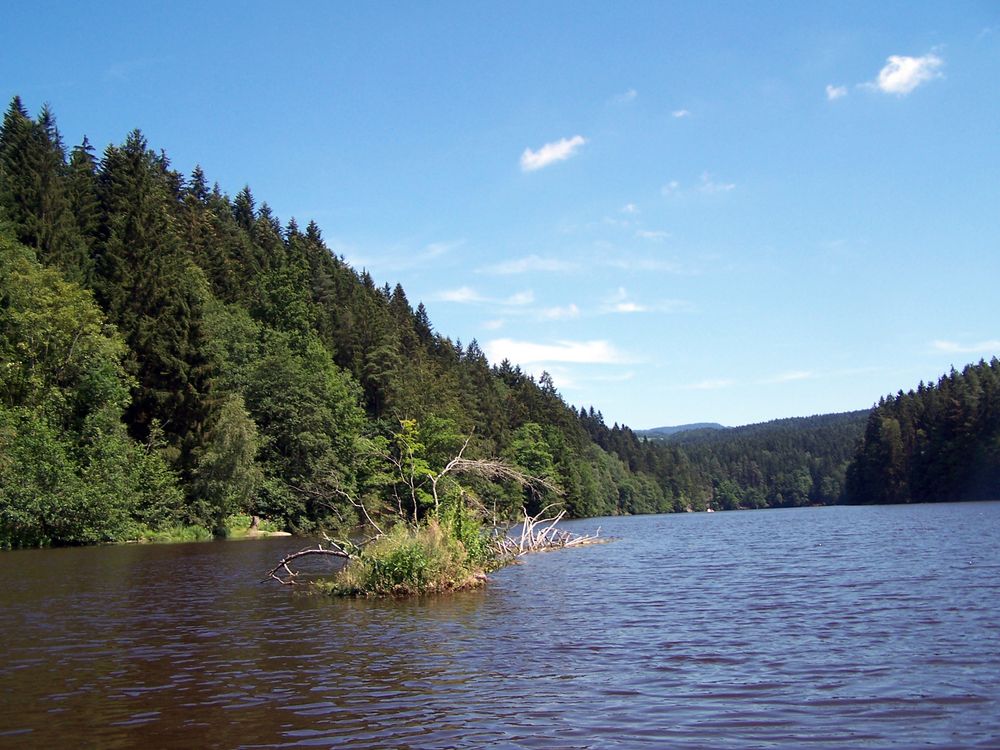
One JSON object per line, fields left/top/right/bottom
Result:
{"left": 1, "top": 503, "right": 999, "bottom": 749}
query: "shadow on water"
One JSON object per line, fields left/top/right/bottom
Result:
{"left": 2, "top": 503, "right": 999, "bottom": 748}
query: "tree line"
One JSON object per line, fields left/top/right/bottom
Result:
{"left": 0, "top": 97, "right": 681, "bottom": 547}
{"left": 845, "top": 359, "right": 1000, "bottom": 504}
{"left": 1, "top": 97, "right": 993, "bottom": 547}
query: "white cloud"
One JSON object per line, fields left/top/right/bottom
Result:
{"left": 931, "top": 339, "right": 1000, "bottom": 355}
{"left": 867, "top": 53, "right": 943, "bottom": 96}
{"left": 672, "top": 109, "right": 691, "bottom": 118}
{"left": 613, "top": 88, "right": 638, "bottom": 104}
{"left": 423, "top": 240, "right": 463, "bottom": 258}
{"left": 613, "top": 301, "right": 646, "bottom": 313}
{"left": 482, "top": 319, "right": 505, "bottom": 331}
{"left": 635, "top": 229, "right": 670, "bottom": 241}
{"left": 662, "top": 173, "right": 739, "bottom": 197}
{"left": 621, "top": 203, "right": 639, "bottom": 214}
{"left": 601, "top": 287, "right": 686, "bottom": 314}
{"left": 826, "top": 84, "right": 848, "bottom": 101}
{"left": 484, "top": 338, "right": 627, "bottom": 365}
{"left": 539, "top": 303, "right": 581, "bottom": 321}
{"left": 480, "top": 254, "right": 579, "bottom": 275}
{"left": 436, "top": 287, "right": 534, "bottom": 307}
{"left": 438, "top": 286, "right": 483, "bottom": 303}
{"left": 520, "top": 135, "right": 587, "bottom": 172}
{"left": 603, "top": 256, "right": 685, "bottom": 274}
{"left": 699, "top": 171, "right": 736, "bottom": 194}
{"left": 506, "top": 290, "right": 535, "bottom": 306}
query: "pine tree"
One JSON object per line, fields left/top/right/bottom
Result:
{"left": 94, "top": 130, "right": 216, "bottom": 468}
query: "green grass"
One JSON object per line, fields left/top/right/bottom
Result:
{"left": 132, "top": 524, "right": 213, "bottom": 543}
{"left": 221, "top": 513, "right": 284, "bottom": 538}
{"left": 316, "top": 519, "right": 490, "bottom": 597}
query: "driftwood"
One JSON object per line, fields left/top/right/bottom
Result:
{"left": 492, "top": 505, "right": 603, "bottom": 557}
{"left": 261, "top": 535, "right": 355, "bottom": 586}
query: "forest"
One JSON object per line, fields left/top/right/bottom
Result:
{"left": 1, "top": 98, "right": 996, "bottom": 548}
{"left": 845, "top": 359, "right": 1000, "bottom": 504}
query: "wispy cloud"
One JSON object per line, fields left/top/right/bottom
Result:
{"left": 435, "top": 287, "right": 534, "bottom": 307}
{"left": 602, "top": 255, "right": 686, "bottom": 274}
{"left": 438, "top": 286, "right": 483, "bottom": 304}
{"left": 865, "top": 52, "right": 943, "bottom": 96}
{"left": 484, "top": 338, "right": 628, "bottom": 365}
{"left": 661, "top": 180, "right": 681, "bottom": 197}
{"left": 602, "top": 287, "right": 687, "bottom": 314}
{"left": 699, "top": 171, "right": 736, "bottom": 194}
{"left": 826, "top": 84, "right": 848, "bottom": 101}
{"left": 672, "top": 109, "right": 691, "bottom": 119}
{"left": 423, "top": 240, "right": 463, "bottom": 258}
{"left": 621, "top": 203, "right": 639, "bottom": 215}
{"left": 506, "top": 290, "right": 534, "bottom": 306}
{"left": 335, "top": 237, "right": 463, "bottom": 273}
{"left": 480, "top": 254, "right": 579, "bottom": 275}
{"left": 635, "top": 229, "right": 670, "bottom": 241}
{"left": 761, "top": 370, "right": 815, "bottom": 384}
{"left": 539, "top": 303, "right": 581, "bottom": 321}
{"left": 683, "top": 378, "right": 737, "bottom": 391}
{"left": 481, "top": 319, "right": 505, "bottom": 331}
{"left": 931, "top": 339, "right": 1000, "bottom": 355}
{"left": 613, "top": 88, "right": 638, "bottom": 104}
{"left": 104, "top": 56, "right": 171, "bottom": 82}
{"left": 662, "top": 173, "right": 735, "bottom": 196}
{"left": 520, "top": 135, "right": 587, "bottom": 172}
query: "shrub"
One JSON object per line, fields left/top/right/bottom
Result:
{"left": 322, "top": 519, "right": 488, "bottom": 597}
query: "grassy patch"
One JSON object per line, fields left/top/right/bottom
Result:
{"left": 132, "top": 524, "right": 213, "bottom": 543}
{"left": 316, "top": 519, "right": 488, "bottom": 597}
{"left": 222, "top": 513, "right": 284, "bottom": 538}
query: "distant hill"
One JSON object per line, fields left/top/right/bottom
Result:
{"left": 667, "top": 411, "right": 868, "bottom": 446}
{"left": 637, "top": 423, "right": 727, "bottom": 439}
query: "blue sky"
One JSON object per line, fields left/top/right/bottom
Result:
{"left": 4, "top": 2, "right": 999, "bottom": 428}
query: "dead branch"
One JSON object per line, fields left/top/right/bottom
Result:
{"left": 286, "top": 479, "right": 386, "bottom": 538}
{"left": 262, "top": 537, "right": 354, "bottom": 586}
{"left": 492, "top": 506, "right": 602, "bottom": 558}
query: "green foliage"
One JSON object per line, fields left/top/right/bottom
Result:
{"left": 8, "top": 96, "right": 902, "bottom": 551}
{"left": 845, "top": 360, "right": 1000, "bottom": 504}
{"left": 0, "top": 229, "right": 183, "bottom": 547}
{"left": 592, "top": 411, "right": 868, "bottom": 511}
{"left": 191, "top": 394, "right": 263, "bottom": 532}
{"left": 323, "top": 520, "right": 482, "bottom": 597}
{"left": 132, "top": 523, "right": 213, "bottom": 543}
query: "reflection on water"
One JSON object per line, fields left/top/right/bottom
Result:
{"left": 1, "top": 503, "right": 999, "bottom": 748}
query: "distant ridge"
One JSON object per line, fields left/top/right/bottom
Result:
{"left": 637, "top": 422, "right": 727, "bottom": 438}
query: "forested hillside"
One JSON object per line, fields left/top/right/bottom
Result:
{"left": 845, "top": 359, "right": 1000, "bottom": 504}
{"left": 673, "top": 412, "right": 868, "bottom": 508}
{"left": 3, "top": 98, "right": 990, "bottom": 548}
{"left": 0, "top": 98, "right": 687, "bottom": 547}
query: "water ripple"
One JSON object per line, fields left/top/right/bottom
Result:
{"left": 1, "top": 504, "right": 999, "bottom": 748}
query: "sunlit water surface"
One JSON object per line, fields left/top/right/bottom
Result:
{"left": 1, "top": 503, "right": 999, "bottom": 749}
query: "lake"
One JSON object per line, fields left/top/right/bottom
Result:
{"left": 1, "top": 503, "right": 998, "bottom": 749}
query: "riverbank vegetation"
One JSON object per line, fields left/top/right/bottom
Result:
{"left": 1, "top": 98, "right": 996, "bottom": 549}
